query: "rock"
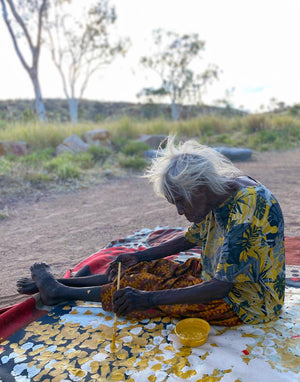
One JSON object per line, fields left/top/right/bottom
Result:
{"left": 56, "top": 134, "right": 89, "bottom": 155}
{"left": 136, "top": 134, "right": 167, "bottom": 149}
{"left": 83, "top": 129, "right": 111, "bottom": 147}
{"left": 215, "top": 147, "right": 252, "bottom": 161}
{"left": 0, "top": 141, "right": 28, "bottom": 156}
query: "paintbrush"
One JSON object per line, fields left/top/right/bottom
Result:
{"left": 111, "top": 261, "right": 121, "bottom": 351}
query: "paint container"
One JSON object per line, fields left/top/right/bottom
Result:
{"left": 175, "top": 318, "right": 210, "bottom": 347}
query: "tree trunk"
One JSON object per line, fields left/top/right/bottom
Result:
{"left": 171, "top": 98, "right": 181, "bottom": 121}
{"left": 32, "top": 75, "right": 46, "bottom": 122}
{"left": 68, "top": 98, "right": 79, "bottom": 123}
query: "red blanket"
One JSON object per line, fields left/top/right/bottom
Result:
{"left": 0, "top": 228, "right": 299, "bottom": 343}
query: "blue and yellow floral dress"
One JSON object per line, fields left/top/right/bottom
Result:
{"left": 185, "top": 183, "right": 285, "bottom": 324}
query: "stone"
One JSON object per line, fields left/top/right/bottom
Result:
{"left": 215, "top": 147, "right": 252, "bottom": 161}
{"left": 83, "top": 129, "right": 111, "bottom": 147}
{"left": 0, "top": 141, "right": 28, "bottom": 156}
{"left": 136, "top": 134, "right": 168, "bottom": 149}
{"left": 56, "top": 134, "right": 89, "bottom": 155}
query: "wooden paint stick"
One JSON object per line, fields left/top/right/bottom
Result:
{"left": 111, "top": 262, "right": 121, "bottom": 351}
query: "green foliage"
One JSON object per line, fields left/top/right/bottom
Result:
{"left": 243, "top": 115, "right": 271, "bottom": 133}
{"left": 88, "top": 145, "right": 113, "bottom": 163}
{"left": 118, "top": 155, "right": 148, "bottom": 170}
{"left": 20, "top": 148, "right": 55, "bottom": 167}
{"left": 72, "top": 152, "right": 94, "bottom": 169}
{"left": 139, "top": 29, "right": 218, "bottom": 120}
{"left": 0, "top": 157, "right": 12, "bottom": 175}
{"left": 45, "top": 153, "right": 81, "bottom": 180}
{"left": 21, "top": 109, "right": 37, "bottom": 123}
{"left": 24, "top": 172, "right": 52, "bottom": 185}
{"left": 121, "top": 141, "right": 150, "bottom": 156}
{"left": 0, "top": 206, "right": 9, "bottom": 220}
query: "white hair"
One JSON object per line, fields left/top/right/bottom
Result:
{"left": 145, "top": 136, "right": 242, "bottom": 203}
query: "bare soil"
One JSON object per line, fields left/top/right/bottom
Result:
{"left": 1, "top": 148, "right": 300, "bottom": 309}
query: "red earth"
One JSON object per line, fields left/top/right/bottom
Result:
{"left": 0, "top": 148, "right": 300, "bottom": 309}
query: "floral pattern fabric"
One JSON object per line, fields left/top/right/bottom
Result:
{"left": 101, "top": 258, "right": 242, "bottom": 326}
{"left": 184, "top": 184, "right": 285, "bottom": 324}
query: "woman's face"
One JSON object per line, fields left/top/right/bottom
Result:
{"left": 168, "top": 186, "right": 220, "bottom": 223}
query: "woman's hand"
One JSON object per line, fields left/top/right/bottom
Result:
{"left": 113, "top": 287, "right": 154, "bottom": 316}
{"left": 105, "top": 253, "right": 140, "bottom": 282}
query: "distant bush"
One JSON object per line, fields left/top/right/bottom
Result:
{"left": 88, "top": 145, "right": 113, "bottom": 163}
{"left": 20, "top": 148, "right": 55, "bottom": 167}
{"left": 24, "top": 171, "right": 52, "bottom": 185}
{"left": 243, "top": 115, "right": 271, "bottom": 133}
{"left": 121, "top": 141, "right": 150, "bottom": 156}
{"left": 44, "top": 153, "right": 81, "bottom": 180}
{"left": 118, "top": 155, "right": 148, "bottom": 170}
{"left": 0, "top": 157, "right": 12, "bottom": 175}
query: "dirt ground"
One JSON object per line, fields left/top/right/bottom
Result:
{"left": 1, "top": 148, "right": 300, "bottom": 309}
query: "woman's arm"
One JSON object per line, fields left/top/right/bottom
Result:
{"left": 135, "top": 234, "right": 195, "bottom": 262}
{"left": 106, "top": 234, "right": 195, "bottom": 281}
{"left": 113, "top": 278, "right": 233, "bottom": 316}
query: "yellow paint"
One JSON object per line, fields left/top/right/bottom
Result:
{"left": 174, "top": 369, "right": 197, "bottom": 379}
{"left": 148, "top": 375, "right": 157, "bottom": 382}
{"left": 84, "top": 309, "right": 93, "bottom": 314}
{"left": 110, "top": 370, "right": 125, "bottom": 381}
{"left": 210, "top": 343, "right": 219, "bottom": 347}
{"left": 62, "top": 305, "right": 71, "bottom": 310}
{"left": 87, "top": 290, "right": 91, "bottom": 294}
{"left": 67, "top": 367, "right": 86, "bottom": 378}
{"left": 242, "top": 357, "right": 251, "bottom": 365}
{"left": 201, "top": 352, "right": 210, "bottom": 360}
{"left": 163, "top": 344, "right": 174, "bottom": 351}
{"left": 151, "top": 363, "right": 161, "bottom": 371}
{"left": 136, "top": 359, "right": 149, "bottom": 368}
{"left": 70, "top": 309, "right": 78, "bottom": 315}
{"left": 177, "top": 347, "right": 192, "bottom": 357}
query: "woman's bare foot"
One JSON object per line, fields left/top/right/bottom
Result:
{"left": 30, "top": 263, "right": 66, "bottom": 306}
{"left": 17, "top": 278, "right": 38, "bottom": 295}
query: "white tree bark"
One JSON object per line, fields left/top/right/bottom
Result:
{"left": 0, "top": 0, "right": 47, "bottom": 122}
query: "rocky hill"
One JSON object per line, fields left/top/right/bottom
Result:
{"left": 0, "top": 98, "right": 246, "bottom": 122}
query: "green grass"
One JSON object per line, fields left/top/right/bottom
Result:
{"left": 0, "top": 113, "right": 300, "bottom": 187}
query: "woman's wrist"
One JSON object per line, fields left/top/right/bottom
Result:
{"left": 135, "top": 250, "right": 151, "bottom": 263}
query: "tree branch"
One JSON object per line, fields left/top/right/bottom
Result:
{"left": 0, "top": 0, "right": 30, "bottom": 72}
{"left": 5, "top": 0, "right": 34, "bottom": 51}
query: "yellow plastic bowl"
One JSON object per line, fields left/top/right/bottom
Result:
{"left": 175, "top": 318, "right": 210, "bottom": 347}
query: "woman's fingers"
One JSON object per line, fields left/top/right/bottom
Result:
{"left": 113, "top": 287, "right": 135, "bottom": 315}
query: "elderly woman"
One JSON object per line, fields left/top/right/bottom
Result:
{"left": 19, "top": 137, "right": 285, "bottom": 326}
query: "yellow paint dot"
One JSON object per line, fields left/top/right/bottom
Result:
{"left": 151, "top": 363, "right": 161, "bottom": 371}
{"left": 110, "top": 370, "right": 125, "bottom": 381}
{"left": 175, "top": 370, "right": 197, "bottom": 379}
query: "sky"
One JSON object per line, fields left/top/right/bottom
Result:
{"left": 0, "top": 0, "right": 300, "bottom": 112}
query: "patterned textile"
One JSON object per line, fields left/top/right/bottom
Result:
{"left": 101, "top": 258, "right": 242, "bottom": 326}
{"left": 185, "top": 185, "right": 285, "bottom": 324}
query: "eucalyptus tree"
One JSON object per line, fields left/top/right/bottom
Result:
{"left": 139, "top": 29, "right": 219, "bottom": 120}
{"left": 0, "top": 0, "right": 48, "bottom": 121}
{"left": 46, "top": 0, "right": 130, "bottom": 123}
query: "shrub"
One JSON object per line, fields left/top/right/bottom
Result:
{"left": 88, "top": 145, "right": 113, "bottom": 163}
{"left": 118, "top": 155, "right": 148, "bottom": 170}
{"left": 243, "top": 115, "right": 271, "bottom": 133}
{"left": 45, "top": 154, "right": 81, "bottom": 180}
{"left": 121, "top": 141, "right": 150, "bottom": 156}
{"left": 24, "top": 171, "right": 52, "bottom": 185}
{"left": 0, "top": 157, "right": 12, "bottom": 174}
{"left": 20, "top": 148, "right": 55, "bottom": 167}
{"left": 72, "top": 152, "right": 94, "bottom": 169}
